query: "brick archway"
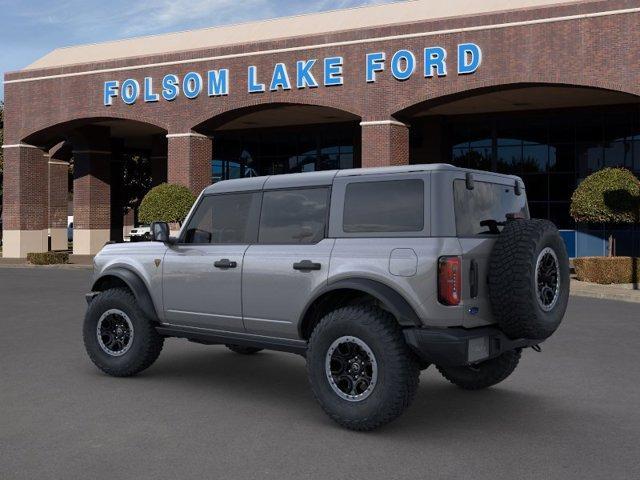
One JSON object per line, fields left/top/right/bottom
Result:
{"left": 391, "top": 82, "right": 640, "bottom": 121}
{"left": 3, "top": 118, "right": 167, "bottom": 257}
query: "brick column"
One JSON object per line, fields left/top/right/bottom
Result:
{"left": 1, "top": 144, "right": 49, "bottom": 258}
{"left": 48, "top": 143, "right": 70, "bottom": 251}
{"left": 150, "top": 134, "right": 168, "bottom": 187}
{"left": 360, "top": 120, "right": 410, "bottom": 168}
{"left": 167, "top": 133, "right": 212, "bottom": 194}
{"left": 71, "top": 127, "right": 112, "bottom": 255}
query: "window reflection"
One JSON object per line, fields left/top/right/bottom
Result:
{"left": 441, "top": 105, "right": 640, "bottom": 229}
{"left": 211, "top": 123, "right": 358, "bottom": 183}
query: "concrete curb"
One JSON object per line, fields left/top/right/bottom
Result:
{"left": 570, "top": 280, "right": 640, "bottom": 304}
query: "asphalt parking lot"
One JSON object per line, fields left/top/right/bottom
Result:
{"left": 1, "top": 267, "right": 639, "bottom": 480}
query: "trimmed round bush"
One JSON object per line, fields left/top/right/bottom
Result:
{"left": 138, "top": 183, "right": 196, "bottom": 225}
{"left": 570, "top": 168, "right": 640, "bottom": 224}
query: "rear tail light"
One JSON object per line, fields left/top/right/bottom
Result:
{"left": 438, "top": 256, "right": 461, "bottom": 306}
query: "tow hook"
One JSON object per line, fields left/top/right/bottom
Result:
{"left": 531, "top": 344, "right": 542, "bottom": 353}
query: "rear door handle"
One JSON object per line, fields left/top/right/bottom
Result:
{"left": 293, "top": 260, "right": 321, "bottom": 271}
{"left": 214, "top": 258, "right": 237, "bottom": 269}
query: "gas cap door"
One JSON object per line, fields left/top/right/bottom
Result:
{"left": 389, "top": 248, "right": 418, "bottom": 277}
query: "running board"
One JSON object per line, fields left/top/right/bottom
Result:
{"left": 156, "top": 325, "right": 308, "bottom": 356}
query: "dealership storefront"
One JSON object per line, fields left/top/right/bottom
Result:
{"left": 2, "top": 0, "right": 640, "bottom": 257}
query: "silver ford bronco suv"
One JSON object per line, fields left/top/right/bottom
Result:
{"left": 84, "top": 164, "right": 570, "bottom": 430}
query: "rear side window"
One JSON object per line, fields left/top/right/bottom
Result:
{"left": 343, "top": 180, "right": 424, "bottom": 233}
{"left": 259, "top": 188, "right": 329, "bottom": 244}
{"left": 183, "top": 193, "right": 260, "bottom": 244}
{"left": 453, "top": 180, "right": 529, "bottom": 236}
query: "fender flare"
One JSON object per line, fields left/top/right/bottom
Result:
{"left": 92, "top": 267, "right": 159, "bottom": 321}
{"left": 299, "top": 278, "right": 422, "bottom": 335}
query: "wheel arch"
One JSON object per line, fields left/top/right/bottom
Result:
{"left": 92, "top": 268, "right": 159, "bottom": 321}
{"left": 299, "top": 278, "right": 421, "bottom": 339}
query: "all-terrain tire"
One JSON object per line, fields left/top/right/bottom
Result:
{"left": 307, "top": 305, "right": 419, "bottom": 431}
{"left": 83, "top": 288, "right": 164, "bottom": 377}
{"left": 488, "top": 219, "right": 570, "bottom": 340}
{"left": 437, "top": 349, "right": 521, "bottom": 390}
{"left": 225, "top": 344, "right": 263, "bottom": 355}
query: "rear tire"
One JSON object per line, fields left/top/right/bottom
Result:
{"left": 225, "top": 344, "right": 263, "bottom": 355}
{"left": 83, "top": 288, "right": 164, "bottom": 377}
{"left": 307, "top": 305, "right": 419, "bottom": 431}
{"left": 436, "top": 350, "right": 521, "bottom": 390}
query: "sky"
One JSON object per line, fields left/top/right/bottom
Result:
{"left": 0, "top": 0, "right": 399, "bottom": 100}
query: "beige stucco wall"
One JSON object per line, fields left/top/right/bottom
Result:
{"left": 73, "top": 229, "right": 110, "bottom": 255}
{"left": 2, "top": 230, "right": 48, "bottom": 258}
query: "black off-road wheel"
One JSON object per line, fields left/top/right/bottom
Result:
{"left": 489, "top": 219, "right": 570, "bottom": 340}
{"left": 307, "top": 305, "right": 419, "bottom": 431}
{"left": 225, "top": 344, "right": 263, "bottom": 355}
{"left": 83, "top": 288, "right": 164, "bottom": 377}
{"left": 437, "top": 350, "right": 521, "bottom": 390}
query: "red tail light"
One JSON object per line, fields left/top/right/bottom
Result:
{"left": 438, "top": 256, "right": 461, "bottom": 306}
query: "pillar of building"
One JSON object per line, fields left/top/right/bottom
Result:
{"left": 48, "top": 143, "right": 70, "bottom": 251}
{"left": 71, "top": 126, "right": 112, "bottom": 255}
{"left": 166, "top": 133, "right": 212, "bottom": 194}
{"left": 1, "top": 143, "right": 49, "bottom": 258}
{"left": 150, "top": 134, "right": 168, "bottom": 187}
{"left": 360, "top": 120, "right": 410, "bottom": 168}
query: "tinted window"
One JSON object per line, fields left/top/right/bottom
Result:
{"left": 343, "top": 180, "right": 424, "bottom": 233}
{"left": 454, "top": 180, "right": 530, "bottom": 236}
{"left": 183, "top": 193, "right": 260, "bottom": 244}
{"left": 259, "top": 188, "right": 329, "bottom": 244}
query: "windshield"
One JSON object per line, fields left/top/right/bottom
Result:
{"left": 453, "top": 179, "right": 529, "bottom": 236}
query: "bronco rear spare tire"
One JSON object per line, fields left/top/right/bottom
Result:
{"left": 488, "top": 219, "right": 570, "bottom": 340}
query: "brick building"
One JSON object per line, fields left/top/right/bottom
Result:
{"left": 2, "top": 0, "right": 640, "bottom": 257}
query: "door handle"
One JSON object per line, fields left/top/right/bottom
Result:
{"left": 214, "top": 258, "right": 237, "bottom": 269}
{"left": 293, "top": 260, "right": 321, "bottom": 271}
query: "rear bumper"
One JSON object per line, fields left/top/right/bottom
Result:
{"left": 403, "top": 326, "right": 541, "bottom": 367}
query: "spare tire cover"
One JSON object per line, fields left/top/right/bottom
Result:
{"left": 488, "top": 219, "right": 570, "bottom": 340}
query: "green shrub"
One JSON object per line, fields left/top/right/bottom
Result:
{"left": 573, "top": 256, "right": 640, "bottom": 284}
{"left": 570, "top": 168, "right": 640, "bottom": 224}
{"left": 138, "top": 183, "right": 196, "bottom": 225}
{"left": 27, "top": 252, "right": 69, "bottom": 265}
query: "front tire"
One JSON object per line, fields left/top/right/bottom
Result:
{"left": 83, "top": 288, "right": 164, "bottom": 377}
{"left": 436, "top": 349, "right": 521, "bottom": 390}
{"left": 307, "top": 305, "right": 419, "bottom": 431}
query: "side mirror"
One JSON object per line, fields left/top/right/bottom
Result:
{"left": 150, "top": 222, "right": 170, "bottom": 243}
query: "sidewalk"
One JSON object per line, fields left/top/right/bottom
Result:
{"left": 571, "top": 278, "right": 640, "bottom": 304}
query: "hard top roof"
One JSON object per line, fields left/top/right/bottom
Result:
{"left": 203, "top": 164, "right": 521, "bottom": 194}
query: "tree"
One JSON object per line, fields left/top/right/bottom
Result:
{"left": 138, "top": 183, "right": 196, "bottom": 225}
{"left": 120, "top": 154, "right": 152, "bottom": 224}
{"left": 570, "top": 167, "right": 640, "bottom": 256}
